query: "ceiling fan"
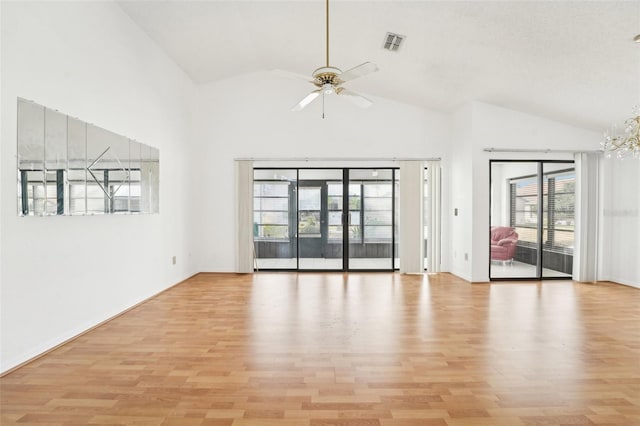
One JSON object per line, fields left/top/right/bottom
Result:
{"left": 291, "top": 0, "right": 378, "bottom": 116}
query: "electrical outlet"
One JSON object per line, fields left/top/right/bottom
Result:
{"left": 172, "top": 256, "right": 176, "bottom": 265}
{"left": 464, "top": 253, "right": 468, "bottom": 261}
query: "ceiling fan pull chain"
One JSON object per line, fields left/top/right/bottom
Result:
{"left": 322, "top": 91, "right": 326, "bottom": 119}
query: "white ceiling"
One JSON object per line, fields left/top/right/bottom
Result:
{"left": 118, "top": 0, "right": 640, "bottom": 130}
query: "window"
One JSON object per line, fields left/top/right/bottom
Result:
{"left": 510, "top": 169, "right": 575, "bottom": 253}
{"left": 127, "top": 169, "right": 142, "bottom": 212}
{"left": 68, "top": 169, "right": 87, "bottom": 215}
{"left": 298, "top": 186, "right": 321, "bottom": 237}
{"left": 21, "top": 171, "right": 57, "bottom": 215}
{"left": 327, "top": 183, "right": 344, "bottom": 240}
{"left": 328, "top": 183, "right": 361, "bottom": 241}
{"left": 544, "top": 171, "right": 575, "bottom": 252}
{"left": 363, "top": 182, "right": 393, "bottom": 241}
{"left": 510, "top": 177, "right": 538, "bottom": 245}
{"left": 86, "top": 174, "right": 108, "bottom": 214}
{"left": 20, "top": 167, "right": 143, "bottom": 216}
{"left": 19, "top": 170, "right": 62, "bottom": 215}
{"left": 254, "top": 181, "right": 291, "bottom": 240}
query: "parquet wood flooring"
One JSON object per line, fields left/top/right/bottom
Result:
{"left": 1, "top": 273, "right": 639, "bottom": 425}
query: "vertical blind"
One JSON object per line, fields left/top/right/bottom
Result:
{"left": 573, "top": 153, "right": 599, "bottom": 282}
{"left": 236, "top": 160, "right": 254, "bottom": 273}
{"left": 399, "top": 161, "right": 425, "bottom": 273}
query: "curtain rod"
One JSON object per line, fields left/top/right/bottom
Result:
{"left": 234, "top": 157, "right": 441, "bottom": 162}
{"left": 483, "top": 148, "right": 602, "bottom": 154}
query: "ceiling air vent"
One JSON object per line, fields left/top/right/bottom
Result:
{"left": 383, "top": 32, "right": 405, "bottom": 52}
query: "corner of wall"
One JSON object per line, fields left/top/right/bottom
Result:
{"left": 447, "top": 103, "right": 474, "bottom": 281}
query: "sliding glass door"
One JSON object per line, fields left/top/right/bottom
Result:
{"left": 298, "top": 169, "right": 344, "bottom": 270}
{"left": 541, "top": 164, "right": 575, "bottom": 278}
{"left": 348, "top": 169, "right": 396, "bottom": 270}
{"left": 490, "top": 161, "right": 575, "bottom": 280}
{"left": 253, "top": 168, "right": 398, "bottom": 271}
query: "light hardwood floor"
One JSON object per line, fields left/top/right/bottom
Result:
{"left": 2, "top": 273, "right": 639, "bottom": 425}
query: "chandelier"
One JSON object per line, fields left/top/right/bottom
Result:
{"left": 602, "top": 105, "right": 640, "bottom": 159}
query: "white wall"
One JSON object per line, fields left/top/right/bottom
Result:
{"left": 447, "top": 105, "right": 474, "bottom": 281}
{"left": 466, "top": 102, "right": 601, "bottom": 282}
{"left": 191, "top": 71, "right": 450, "bottom": 272}
{"left": 599, "top": 159, "right": 640, "bottom": 287}
{"left": 0, "top": 1, "right": 197, "bottom": 373}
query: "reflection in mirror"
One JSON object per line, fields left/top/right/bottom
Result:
{"left": 87, "top": 125, "right": 131, "bottom": 214}
{"left": 45, "top": 108, "right": 67, "bottom": 171}
{"left": 129, "top": 141, "right": 142, "bottom": 213}
{"left": 68, "top": 117, "right": 86, "bottom": 215}
{"left": 17, "top": 98, "right": 159, "bottom": 216}
{"left": 140, "top": 144, "right": 159, "bottom": 214}
{"left": 17, "top": 100, "right": 44, "bottom": 215}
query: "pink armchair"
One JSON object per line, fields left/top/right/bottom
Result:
{"left": 490, "top": 226, "right": 519, "bottom": 262}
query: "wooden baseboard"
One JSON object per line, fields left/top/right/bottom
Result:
{"left": 597, "top": 280, "right": 640, "bottom": 289}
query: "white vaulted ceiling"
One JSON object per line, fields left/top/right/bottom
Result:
{"left": 118, "top": 1, "right": 640, "bottom": 130}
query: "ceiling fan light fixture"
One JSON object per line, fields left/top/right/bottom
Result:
{"left": 322, "top": 83, "right": 334, "bottom": 94}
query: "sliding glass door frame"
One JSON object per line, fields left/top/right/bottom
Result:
{"left": 254, "top": 167, "right": 398, "bottom": 272}
{"left": 489, "top": 159, "right": 575, "bottom": 281}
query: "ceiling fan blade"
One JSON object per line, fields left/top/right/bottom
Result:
{"left": 337, "top": 89, "right": 373, "bottom": 108}
{"left": 291, "top": 90, "right": 321, "bottom": 111}
{"left": 339, "top": 62, "right": 379, "bottom": 82}
{"left": 271, "top": 69, "right": 315, "bottom": 85}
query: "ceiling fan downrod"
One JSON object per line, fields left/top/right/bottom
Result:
{"left": 325, "top": 0, "right": 329, "bottom": 67}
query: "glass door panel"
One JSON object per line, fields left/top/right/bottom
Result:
{"left": 542, "top": 163, "right": 575, "bottom": 278}
{"left": 298, "top": 169, "right": 343, "bottom": 270}
{"left": 253, "top": 169, "right": 298, "bottom": 270}
{"left": 490, "top": 162, "right": 540, "bottom": 279}
{"left": 348, "top": 169, "right": 394, "bottom": 270}
{"left": 327, "top": 183, "right": 345, "bottom": 241}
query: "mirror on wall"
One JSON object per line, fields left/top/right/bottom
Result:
{"left": 17, "top": 98, "right": 159, "bottom": 216}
